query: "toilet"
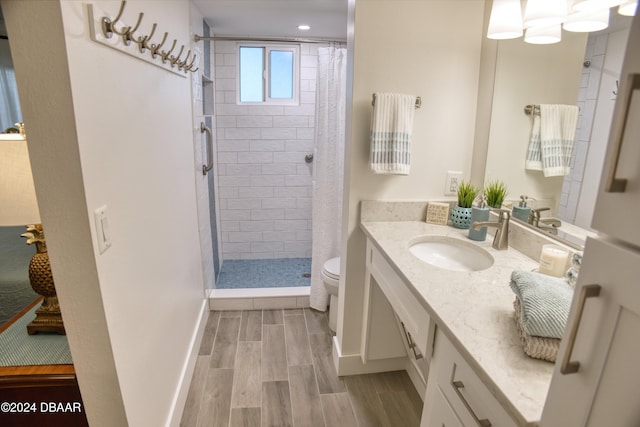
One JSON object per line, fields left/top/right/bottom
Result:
{"left": 321, "top": 257, "right": 341, "bottom": 332}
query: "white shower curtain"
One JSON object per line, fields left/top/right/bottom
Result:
{"left": 310, "top": 46, "right": 347, "bottom": 311}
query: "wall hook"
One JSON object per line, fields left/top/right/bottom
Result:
{"left": 123, "top": 12, "right": 144, "bottom": 46}
{"left": 149, "top": 32, "right": 168, "bottom": 59}
{"left": 183, "top": 55, "right": 197, "bottom": 72}
{"left": 170, "top": 45, "right": 185, "bottom": 67}
{"left": 178, "top": 49, "right": 191, "bottom": 69}
{"left": 103, "top": 0, "right": 131, "bottom": 38}
{"left": 96, "top": 0, "right": 199, "bottom": 74}
{"left": 161, "top": 39, "right": 177, "bottom": 63}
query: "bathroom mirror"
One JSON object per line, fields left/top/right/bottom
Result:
{"left": 481, "top": 11, "right": 633, "bottom": 249}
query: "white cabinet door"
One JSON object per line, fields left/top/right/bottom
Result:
{"left": 541, "top": 237, "right": 640, "bottom": 426}
{"left": 592, "top": 13, "right": 640, "bottom": 247}
{"left": 421, "top": 387, "right": 463, "bottom": 427}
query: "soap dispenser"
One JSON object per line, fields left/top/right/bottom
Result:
{"left": 468, "top": 195, "right": 490, "bottom": 241}
{"left": 513, "top": 195, "right": 532, "bottom": 222}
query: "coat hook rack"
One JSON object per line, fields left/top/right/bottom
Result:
{"left": 89, "top": 0, "right": 199, "bottom": 75}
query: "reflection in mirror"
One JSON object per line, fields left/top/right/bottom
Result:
{"left": 482, "top": 11, "right": 634, "bottom": 248}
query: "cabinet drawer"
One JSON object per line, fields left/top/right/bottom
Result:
{"left": 367, "top": 240, "right": 432, "bottom": 357}
{"left": 435, "top": 332, "right": 517, "bottom": 427}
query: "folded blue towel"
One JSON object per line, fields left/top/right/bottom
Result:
{"left": 510, "top": 270, "right": 574, "bottom": 339}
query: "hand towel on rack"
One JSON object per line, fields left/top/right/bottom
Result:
{"left": 525, "top": 104, "right": 579, "bottom": 177}
{"left": 369, "top": 93, "right": 417, "bottom": 175}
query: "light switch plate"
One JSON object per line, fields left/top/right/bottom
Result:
{"left": 94, "top": 205, "right": 112, "bottom": 254}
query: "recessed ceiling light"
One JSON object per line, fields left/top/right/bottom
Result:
{"left": 298, "top": 25, "right": 311, "bottom": 31}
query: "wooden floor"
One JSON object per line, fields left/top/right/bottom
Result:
{"left": 181, "top": 308, "right": 423, "bottom": 427}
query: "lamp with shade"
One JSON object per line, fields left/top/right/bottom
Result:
{"left": 0, "top": 130, "right": 65, "bottom": 335}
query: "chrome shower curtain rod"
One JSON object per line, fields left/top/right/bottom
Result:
{"left": 194, "top": 34, "right": 346, "bottom": 44}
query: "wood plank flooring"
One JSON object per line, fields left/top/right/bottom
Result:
{"left": 181, "top": 308, "right": 423, "bottom": 427}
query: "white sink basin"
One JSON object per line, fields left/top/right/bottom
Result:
{"left": 409, "top": 236, "right": 494, "bottom": 272}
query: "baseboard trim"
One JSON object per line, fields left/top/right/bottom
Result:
{"left": 167, "top": 299, "right": 209, "bottom": 427}
{"left": 331, "top": 335, "right": 407, "bottom": 376}
{"left": 208, "top": 287, "right": 310, "bottom": 310}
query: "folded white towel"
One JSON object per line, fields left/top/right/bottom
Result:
{"left": 514, "top": 298, "right": 560, "bottom": 363}
{"left": 525, "top": 104, "right": 579, "bottom": 177}
{"left": 369, "top": 93, "right": 416, "bottom": 175}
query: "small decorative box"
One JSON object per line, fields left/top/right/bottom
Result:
{"left": 426, "top": 202, "right": 450, "bottom": 225}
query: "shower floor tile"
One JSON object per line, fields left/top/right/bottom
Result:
{"left": 216, "top": 258, "right": 312, "bottom": 289}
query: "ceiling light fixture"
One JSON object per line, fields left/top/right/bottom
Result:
{"left": 564, "top": 7, "right": 610, "bottom": 31}
{"left": 487, "top": 0, "right": 634, "bottom": 44}
{"left": 524, "top": 0, "right": 568, "bottom": 28}
{"left": 571, "top": 0, "right": 625, "bottom": 12}
{"left": 298, "top": 25, "right": 311, "bottom": 31}
{"left": 618, "top": 0, "right": 638, "bottom": 15}
{"left": 525, "top": 24, "right": 563, "bottom": 44}
{"left": 487, "top": 0, "right": 524, "bottom": 39}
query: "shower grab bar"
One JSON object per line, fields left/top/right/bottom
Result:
{"left": 201, "top": 122, "right": 213, "bottom": 175}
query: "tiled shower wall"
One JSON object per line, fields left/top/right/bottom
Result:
{"left": 214, "top": 42, "right": 323, "bottom": 260}
{"left": 558, "top": 33, "right": 607, "bottom": 223}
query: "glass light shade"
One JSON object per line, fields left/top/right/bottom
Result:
{"left": 0, "top": 136, "right": 41, "bottom": 226}
{"left": 525, "top": 24, "right": 562, "bottom": 44}
{"left": 564, "top": 8, "right": 610, "bottom": 31}
{"left": 487, "top": 0, "right": 524, "bottom": 39}
{"left": 619, "top": 0, "right": 638, "bottom": 15}
{"left": 572, "top": 0, "right": 625, "bottom": 11}
{"left": 524, "top": 0, "right": 568, "bottom": 28}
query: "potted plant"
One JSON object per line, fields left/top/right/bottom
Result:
{"left": 484, "top": 180, "right": 508, "bottom": 209}
{"left": 451, "top": 181, "right": 479, "bottom": 229}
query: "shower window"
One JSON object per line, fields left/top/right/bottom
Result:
{"left": 238, "top": 44, "right": 299, "bottom": 105}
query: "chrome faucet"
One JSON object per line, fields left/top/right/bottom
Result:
{"left": 471, "top": 209, "right": 510, "bottom": 250}
{"left": 529, "top": 208, "right": 562, "bottom": 235}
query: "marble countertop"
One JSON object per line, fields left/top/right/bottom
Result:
{"left": 360, "top": 220, "right": 555, "bottom": 426}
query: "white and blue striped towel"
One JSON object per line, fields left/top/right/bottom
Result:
{"left": 370, "top": 93, "right": 416, "bottom": 175}
{"left": 510, "top": 270, "right": 574, "bottom": 339}
{"left": 525, "top": 104, "right": 579, "bottom": 177}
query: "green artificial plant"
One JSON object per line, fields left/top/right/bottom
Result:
{"left": 484, "top": 180, "right": 508, "bottom": 209}
{"left": 456, "top": 181, "right": 479, "bottom": 209}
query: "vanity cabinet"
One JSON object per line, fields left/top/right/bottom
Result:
{"left": 422, "top": 329, "right": 518, "bottom": 427}
{"left": 362, "top": 239, "right": 435, "bottom": 394}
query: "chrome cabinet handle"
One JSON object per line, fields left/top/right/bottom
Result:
{"left": 604, "top": 73, "right": 639, "bottom": 193}
{"left": 450, "top": 364, "right": 491, "bottom": 427}
{"left": 400, "top": 322, "right": 423, "bottom": 360}
{"left": 201, "top": 122, "right": 213, "bottom": 175}
{"left": 560, "top": 284, "right": 601, "bottom": 375}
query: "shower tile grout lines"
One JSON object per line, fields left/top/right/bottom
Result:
{"left": 181, "top": 308, "right": 423, "bottom": 427}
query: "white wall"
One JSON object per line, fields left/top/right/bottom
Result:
{"left": 484, "top": 32, "right": 587, "bottom": 213}
{"left": 214, "top": 41, "right": 321, "bottom": 260}
{"left": 338, "top": 0, "right": 485, "bottom": 358}
{"left": 3, "top": 1, "right": 206, "bottom": 426}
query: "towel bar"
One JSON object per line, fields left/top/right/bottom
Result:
{"left": 371, "top": 94, "right": 421, "bottom": 109}
{"left": 525, "top": 104, "right": 580, "bottom": 116}
{"left": 524, "top": 104, "right": 540, "bottom": 116}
